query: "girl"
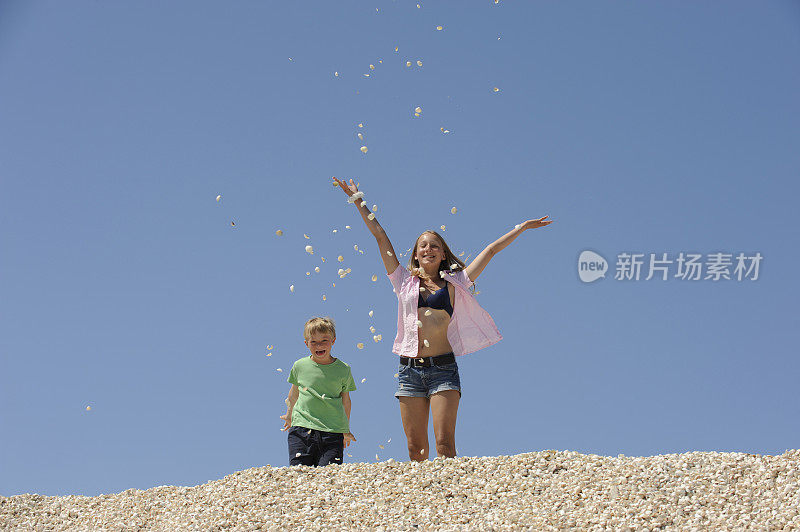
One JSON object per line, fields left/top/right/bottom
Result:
{"left": 334, "top": 178, "right": 553, "bottom": 461}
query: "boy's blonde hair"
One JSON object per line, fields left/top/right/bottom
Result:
{"left": 303, "top": 317, "right": 336, "bottom": 340}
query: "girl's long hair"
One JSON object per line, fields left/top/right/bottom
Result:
{"left": 407, "top": 230, "right": 466, "bottom": 280}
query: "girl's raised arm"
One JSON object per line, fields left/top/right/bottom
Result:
{"left": 333, "top": 178, "right": 400, "bottom": 275}
{"left": 465, "top": 216, "right": 554, "bottom": 282}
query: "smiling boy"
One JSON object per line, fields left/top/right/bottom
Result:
{"left": 281, "top": 317, "right": 357, "bottom": 466}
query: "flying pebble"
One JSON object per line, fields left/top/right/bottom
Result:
{"left": 450, "top": 263, "right": 458, "bottom": 269}
{"left": 368, "top": 310, "right": 374, "bottom": 317}
{"left": 367, "top": 213, "right": 375, "bottom": 220}
{"left": 321, "top": 256, "right": 327, "bottom": 262}
{"left": 289, "top": 285, "right": 295, "bottom": 293}
{"left": 86, "top": 405, "right": 92, "bottom": 411}
{"left": 305, "top": 245, "right": 314, "bottom": 254}
{"left": 415, "top": 106, "right": 422, "bottom": 114}
{"left": 360, "top": 146, "right": 368, "bottom": 153}
{"left": 315, "top": 267, "right": 320, "bottom": 273}
{"left": 277, "top": 368, "right": 283, "bottom": 372}
{"left": 266, "top": 352, "right": 272, "bottom": 357}
{"left": 493, "top": 87, "right": 500, "bottom": 92}
{"left": 379, "top": 445, "right": 384, "bottom": 449}
{"left": 372, "top": 204, "right": 378, "bottom": 211}
{"left": 338, "top": 255, "right": 344, "bottom": 262}
{"left": 394, "top": 46, "right": 399, "bottom": 52}
{"left": 373, "top": 334, "right": 382, "bottom": 342}
{"left": 358, "top": 123, "right": 363, "bottom": 128}
{"left": 267, "top": 345, "right": 273, "bottom": 350}
{"left": 360, "top": 200, "right": 367, "bottom": 207}
{"left": 215, "top": 195, "right": 221, "bottom": 202}
{"left": 275, "top": 229, "right": 283, "bottom": 236}
{"left": 305, "top": 272, "right": 310, "bottom": 276}
{"left": 386, "top": 251, "right": 393, "bottom": 256}
{"left": 388, "top": 438, "right": 392, "bottom": 443}
{"left": 451, "top": 207, "right": 457, "bottom": 214}
{"left": 357, "top": 133, "right": 363, "bottom": 140}
{"left": 423, "top": 339, "right": 430, "bottom": 347}
{"left": 354, "top": 244, "right": 359, "bottom": 251}
{"left": 515, "top": 224, "right": 521, "bottom": 230}
{"left": 357, "top": 343, "right": 364, "bottom": 349}
{"left": 416, "top": 320, "right": 423, "bottom": 328}
{"left": 371, "top": 274, "right": 377, "bottom": 282}
{"left": 304, "top": 234, "right": 310, "bottom": 239}
{"left": 440, "top": 225, "right": 446, "bottom": 231}
{"left": 295, "top": 452, "right": 302, "bottom": 458}
{"left": 394, "top": 373, "right": 399, "bottom": 378}
{"left": 370, "top": 326, "right": 376, "bottom": 333}
{"left": 419, "top": 287, "right": 426, "bottom": 292}
{"left": 322, "top": 295, "right": 327, "bottom": 301}
{"left": 334, "top": 71, "right": 339, "bottom": 76}
{"left": 361, "top": 378, "right": 367, "bottom": 383}
{"left": 230, "top": 221, "right": 235, "bottom": 227}
{"left": 417, "top": 60, "right": 423, "bottom": 67}
{"left": 420, "top": 448, "right": 425, "bottom": 454}
{"left": 406, "top": 61, "right": 412, "bottom": 67}
{"left": 369, "top": 64, "right": 375, "bottom": 70}
{"left": 436, "top": 25, "right": 443, "bottom": 31}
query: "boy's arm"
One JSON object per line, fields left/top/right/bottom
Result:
{"left": 341, "top": 391, "right": 356, "bottom": 448}
{"left": 280, "top": 385, "right": 300, "bottom": 431}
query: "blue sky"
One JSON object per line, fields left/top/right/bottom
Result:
{"left": 1, "top": 1, "right": 798, "bottom": 497}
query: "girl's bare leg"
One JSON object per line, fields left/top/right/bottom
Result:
{"left": 399, "top": 396, "right": 430, "bottom": 461}
{"left": 430, "top": 390, "right": 460, "bottom": 458}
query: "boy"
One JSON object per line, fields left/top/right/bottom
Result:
{"left": 280, "top": 317, "right": 357, "bottom": 466}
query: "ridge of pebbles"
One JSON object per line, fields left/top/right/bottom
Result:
{"left": 2, "top": 449, "right": 799, "bottom": 530}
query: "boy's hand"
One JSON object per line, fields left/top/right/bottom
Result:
{"left": 280, "top": 413, "right": 291, "bottom": 431}
{"left": 343, "top": 432, "right": 356, "bottom": 448}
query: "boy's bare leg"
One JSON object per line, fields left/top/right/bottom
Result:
{"left": 430, "top": 390, "right": 460, "bottom": 458}
{"left": 399, "top": 397, "right": 430, "bottom": 461}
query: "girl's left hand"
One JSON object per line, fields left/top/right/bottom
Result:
{"left": 521, "top": 216, "right": 554, "bottom": 230}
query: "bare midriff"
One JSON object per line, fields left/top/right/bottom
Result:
{"left": 416, "top": 284, "right": 455, "bottom": 357}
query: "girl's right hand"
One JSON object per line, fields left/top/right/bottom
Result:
{"left": 333, "top": 177, "right": 359, "bottom": 198}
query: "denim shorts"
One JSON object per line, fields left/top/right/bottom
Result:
{"left": 395, "top": 357, "right": 461, "bottom": 398}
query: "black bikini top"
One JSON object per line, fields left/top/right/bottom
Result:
{"left": 418, "top": 283, "right": 454, "bottom": 317}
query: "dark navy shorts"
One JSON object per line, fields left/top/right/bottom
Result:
{"left": 395, "top": 357, "right": 461, "bottom": 398}
{"left": 287, "top": 426, "right": 344, "bottom": 467}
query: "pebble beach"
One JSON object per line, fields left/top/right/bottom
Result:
{"left": 2, "top": 449, "right": 799, "bottom": 531}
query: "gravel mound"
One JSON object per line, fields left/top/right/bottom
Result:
{"left": 2, "top": 449, "right": 799, "bottom": 530}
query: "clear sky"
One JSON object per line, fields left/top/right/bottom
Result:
{"left": 1, "top": 1, "right": 798, "bottom": 497}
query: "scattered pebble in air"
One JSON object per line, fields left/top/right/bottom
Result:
{"left": 451, "top": 263, "right": 458, "bottom": 269}
{"left": 86, "top": 406, "right": 91, "bottom": 411}
{"left": 423, "top": 339, "right": 430, "bottom": 347}
{"left": 459, "top": 252, "right": 464, "bottom": 256}
{"left": 216, "top": 195, "right": 221, "bottom": 202}
{"left": 386, "top": 251, "right": 393, "bottom": 256}
{"left": 373, "top": 334, "right": 382, "bottom": 342}
{"left": 417, "top": 60, "right": 423, "bottom": 67}
{"left": 333, "top": 229, "right": 338, "bottom": 233}
{"left": 371, "top": 274, "right": 377, "bottom": 282}
{"left": 415, "top": 106, "right": 422, "bottom": 114}
{"left": 296, "top": 452, "right": 302, "bottom": 458}
{"left": 335, "top": 71, "right": 339, "bottom": 77}
{"left": 441, "top": 128, "right": 451, "bottom": 134}
{"left": 305, "top": 245, "right": 314, "bottom": 254}
{"left": 338, "top": 255, "right": 344, "bottom": 262}
{"left": 315, "top": 267, "right": 320, "bottom": 273}
{"left": 406, "top": 61, "right": 412, "bottom": 67}
{"left": 379, "top": 445, "right": 384, "bottom": 449}
{"left": 267, "top": 345, "right": 273, "bottom": 350}
{"left": 370, "top": 326, "right": 376, "bottom": 333}
{"left": 360, "top": 146, "right": 368, "bottom": 153}
{"left": 376, "top": 454, "right": 380, "bottom": 461}
{"left": 493, "top": 87, "right": 501, "bottom": 92}
{"left": 360, "top": 201, "right": 367, "bottom": 207}
{"left": 289, "top": 285, "right": 295, "bottom": 293}
{"left": 367, "top": 213, "right": 376, "bottom": 220}
{"left": 338, "top": 268, "right": 345, "bottom": 276}
{"left": 515, "top": 224, "right": 521, "bottom": 230}
{"left": 451, "top": 207, "right": 458, "bottom": 214}
{"left": 369, "top": 64, "right": 375, "bottom": 70}
{"left": 358, "top": 123, "right": 363, "bottom": 128}
{"left": 289, "top": 57, "right": 293, "bottom": 62}
{"left": 419, "top": 287, "right": 426, "bottom": 292}
{"left": 230, "top": 221, "right": 235, "bottom": 227}
{"left": 436, "top": 26, "right": 443, "bottom": 31}
{"left": 363, "top": 74, "right": 370, "bottom": 77}
{"left": 417, "top": 320, "right": 423, "bottom": 328}
{"left": 361, "top": 378, "right": 367, "bottom": 383}
{"left": 420, "top": 448, "right": 425, "bottom": 454}
{"left": 304, "top": 234, "right": 310, "bottom": 239}
{"left": 266, "top": 352, "right": 272, "bottom": 357}
{"left": 322, "top": 295, "right": 327, "bottom": 301}
{"left": 394, "top": 47, "right": 399, "bottom": 52}
{"left": 424, "top": 310, "right": 432, "bottom": 316}
{"left": 394, "top": 373, "right": 399, "bottom": 378}
{"left": 372, "top": 204, "right": 378, "bottom": 212}
{"left": 440, "top": 225, "right": 446, "bottom": 231}
{"left": 417, "top": 3, "right": 421, "bottom": 8}
{"left": 277, "top": 368, "right": 283, "bottom": 372}
{"left": 354, "top": 244, "right": 359, "bottom": 251}
{"left": 357, "top": 133, "right": 363, "bottom": 140}
{"left": 275, "top": 229, "right": 283, "bottom": 236}
{"left": 321, "top": 256, "right": 327, "bottom": 262}
{"left": 369, "top": 310, "right": 374, "bottom": 317}
{"left": 388, "top": 438, "right": 392, "bottom": 443}
{"left": 347, "top": 453, "right": 353, "bottom": 457}
{"left": 357, "top": 343, "right": 364, "bottom": 349}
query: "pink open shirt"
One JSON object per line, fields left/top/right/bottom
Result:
{"left": 387, "top": 266, "right": 502, "bottom": 357}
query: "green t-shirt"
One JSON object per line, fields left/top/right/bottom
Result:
{"left": 287, "top": 356, "right": 356, "bottom": 433}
